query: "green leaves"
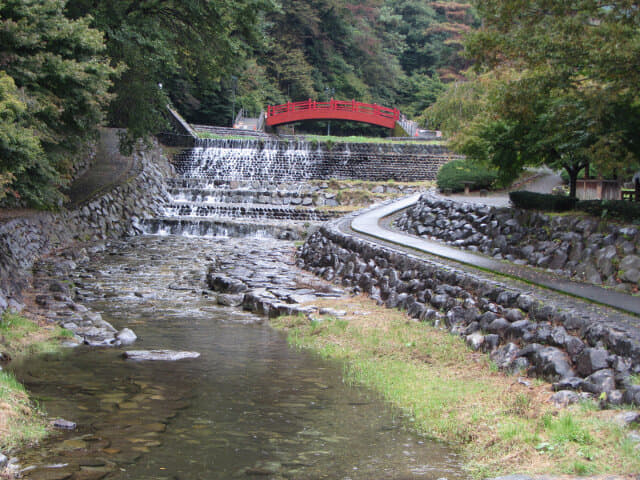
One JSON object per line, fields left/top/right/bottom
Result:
{"left": 0, "top": 0, "right": 116, "bottom": 208}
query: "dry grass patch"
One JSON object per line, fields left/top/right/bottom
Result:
{"left": 272, "top": 296, "right": 640, "bottom": 478}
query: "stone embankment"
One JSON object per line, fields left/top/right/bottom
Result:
{"left": 298, "top": 217, "right": 640, "bottom": 407}
{"left": 0, "top": 138, "right": 171, "bottom": 345}
{"left": 395, "top": 193, "right": 640, "bottom": 292}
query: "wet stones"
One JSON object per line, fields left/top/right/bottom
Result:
{"left": 123, "top": 350, "right": 200, "bottom": 361}
{"left": 300, "top": 222, "right": 640, "bottom": 406}
{"left": 53, "top": 419, "right": 77, "bottom": 430}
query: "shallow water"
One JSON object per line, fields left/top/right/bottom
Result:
{"left": 13, "top": 236, "right": 468, "bottom": 480}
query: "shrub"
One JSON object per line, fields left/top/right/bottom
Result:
{"left": 577, "top": 200, "right": 640, "bottom": 223}
{"left": 509, "top": 191, "right": 577, "bottom": 211}
{"left": 436, "top": 158, "right": 498, "bottom": 192}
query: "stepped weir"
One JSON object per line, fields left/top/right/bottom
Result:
{"left": 144, "top": 137, "right": 453, "bottom": 238}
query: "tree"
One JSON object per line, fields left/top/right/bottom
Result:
{"left": 449, "top": 0, "right": 640, "bottom": 193}
{"left": 66, "top": 0, "right": 275, "bottom": 147}
{"left": 0, "top": 71, "right": 55, "bottom": 206}
{"left": 0, "top": 0, "right": 115, "bottom": 208}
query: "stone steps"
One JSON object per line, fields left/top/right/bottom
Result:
{"left": 162, "top": 202, "right": 336, "bottom": 221}
{"left": 141, "top": 217, "right": 305, "bottom": 240}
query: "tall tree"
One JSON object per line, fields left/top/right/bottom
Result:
{"left": 66, "top": 0, "right": 274, "bottom": 147}
{"left": 0, "top": 0, "right": 115, "bottom": 207}
{"left": 442, "top": 0, "right": 640, "bottom": 193}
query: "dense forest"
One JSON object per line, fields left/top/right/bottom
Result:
{"left": 0, "top": 0, "right": 477, "bottom": 208}
{"left": 2, "top": 0, "right": 639, "bottom": 209}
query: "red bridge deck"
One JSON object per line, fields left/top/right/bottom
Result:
{"left": 266, "top": 99, "right": 400, "bottom": 129}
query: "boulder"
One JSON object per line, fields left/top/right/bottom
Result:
{"left": 465, "top": 333, "right": 485, "bottom": 351}
{"left": 123, "top": 350, "right": 200, "bottom": 361}
{"left": 217, "top": 293, "right": 245, "bottom": 307}
{"left": 116, "top": 328, "right": 137, "bottom": 345}
{"left": 576, "top": 348, "right": 610, "bottom": 376}
{"left": 582, "top": 369, "right": 616, "bottom": 394}
{"left": 490, "top": 343, "right": 520, "bottom": 371}
{"left": 206, "top": 274, "right": 248, "bottom": 293}
{"left": 619, "top": 255, "right": 640, "bottom": 284}
{"left": 53, "top": 418, "right": 77, "bottom": 430}
{"left": 521, "top": 345, "right": 575, "bottom": 381}
{"left": 614, "top": 411, "right": 640, "bottom": 427}
{"left": 550, "top": 390, "right": 581, "bottom": 407}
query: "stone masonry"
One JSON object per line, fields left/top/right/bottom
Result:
{"left": 396, "top": 193, "right": 640, "bottom": 292}
{"left": 299, "top": 218, "right": 640, "bottom": 406}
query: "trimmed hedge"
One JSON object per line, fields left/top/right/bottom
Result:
{"left": 437, "top": 158, "right": 498, "bottom": 193}
{"left": 577, "top": 200, "right": 640, "bottom": 222}
{"left": 509, "top": 191, "right": 577, "bottom": 212}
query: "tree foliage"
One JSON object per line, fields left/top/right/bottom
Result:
{"left": 1, "top": 0, "right": 479, "bottom": 208}
{"left": 0, "top": 0, "right": 115, "bottom": 207}
{"left": 433, "top": 0, "right": 640, "bottom": 195}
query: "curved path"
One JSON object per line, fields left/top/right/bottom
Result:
{"left": 342, "top": 194, "right": 640, "bottom": 317}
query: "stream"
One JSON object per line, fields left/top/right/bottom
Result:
{"left": 12, "top": 235, "right": 468, "bottom": 480}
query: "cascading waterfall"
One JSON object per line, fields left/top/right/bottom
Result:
{"left": 142, "top": 138, "right": 334, "bottom": 239}
{"left": 173, "top": 138, "right": 322, "bottom": 183}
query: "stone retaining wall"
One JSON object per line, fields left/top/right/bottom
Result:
{"left": 0, "top": 142, "right": 171, "bottom": 306}
{"left": 299, "top": 219, "right": 640, "bottom": 406}
{"left": 395, "top": 193, "right": 640, "bottom": 292}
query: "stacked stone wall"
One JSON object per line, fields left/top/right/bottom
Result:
{"left": 395, "top": 193, "right": 640, "bottom": 292}
{"left": 300, "top": 220, "right": 640, "bottom": 406}
{"left": 0, "top": 142, "right": 170, "bottom": 305}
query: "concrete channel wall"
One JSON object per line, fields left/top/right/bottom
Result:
{"left": 0, "top": 140, "right": 170, "bottom": 306}
{"left": 300, "top": 219, "right": 640, "bottom": 406}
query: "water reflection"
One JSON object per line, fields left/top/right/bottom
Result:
{"left": 13, "top": 236, "right": 467, "bottom": 480}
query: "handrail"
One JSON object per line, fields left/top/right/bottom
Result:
{"left": 267, "top": 99, "right": 401, "bottom": 122}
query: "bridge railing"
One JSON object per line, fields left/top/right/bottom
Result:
{"left": 267, "top": 99, "right": 400, "bottom": 121}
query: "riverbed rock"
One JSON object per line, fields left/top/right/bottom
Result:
{"left": 216, "top": 293, "right": 245, "bottom": 307}
{"left": 116, "top": 328, "right": 137, "bottom": 345}
{"left": 53, "top": 419, "right": 77, "bottom": 430}
{"left": 123, "top": 350, "right": 200, "bottom": 361}
{"left": 0, "top": 453, "right": 7, "bottom": 469}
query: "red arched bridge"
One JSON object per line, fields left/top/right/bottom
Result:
{"left": 266, "top": 99, "right": 401, "bottom": 129}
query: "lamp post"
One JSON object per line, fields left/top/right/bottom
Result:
{"left": 324, "top": 87, "right": 335, "bottom": 136}
{"left": 231, "top": 75, "right": 238, "bottom": 127}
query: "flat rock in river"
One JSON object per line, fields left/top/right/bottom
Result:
{"left": 123, "top": 350, "right": 200, "bottom": 361}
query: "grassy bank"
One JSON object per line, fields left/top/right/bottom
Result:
{"left": 272, "top": 296, "right": 640, "bottom": 478}
{"left": 313, "top": 179, "right": 433, "bottom": 213}
{"left": 197, "top": 132, "right": 445, "bottom": 145}
{"left": 0, "top": 311, "right": 73, "bottom": 452}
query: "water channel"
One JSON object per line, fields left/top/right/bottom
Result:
{"left": 13, "top": 235, "right": 468, "bottom": 480}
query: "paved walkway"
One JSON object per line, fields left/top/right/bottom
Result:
{"left": 442, "top": 169, "right": 564, "bottom": 207}
{"left": 64, "top": 129, "right": 135, "bottom": 207}
{"left": 346, "top": 194, "right": 640, "bottom": 317}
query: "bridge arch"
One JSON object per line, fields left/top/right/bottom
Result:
{"left": 265, "top": 99, "right": 400, "bottom": 130}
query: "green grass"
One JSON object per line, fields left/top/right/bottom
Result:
{"left": 272, "top": 296, "right": 640, "bottom": 477}
{"left": 0, "top": 311, "right": 39, "bottom": 341}
{"left": 0, "top": 311, "right": 73, "bottom": 451}
{"left": 196, "top": 131, "right": 445, "bottom": 145}
{"left": 0, "top": 370, "right": 48, "bottom": 450}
